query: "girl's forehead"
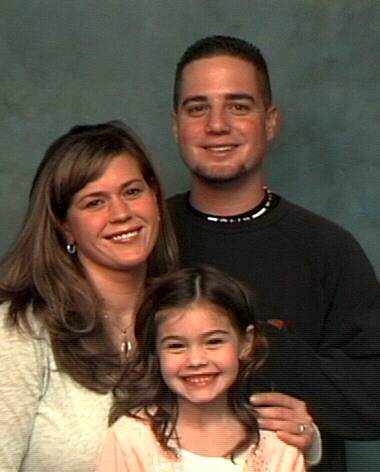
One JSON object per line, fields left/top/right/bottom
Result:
{"left": 156, "top": 300, "right": 237, "bottom": 333}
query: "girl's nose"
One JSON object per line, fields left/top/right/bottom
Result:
{"left": 186, "top": 346, "right": 208, "bottom": 367}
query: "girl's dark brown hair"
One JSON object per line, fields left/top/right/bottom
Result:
{"left": 0, "top": 121, "right": 178, "bottom": 393}
{"left": 110, "top": 265, "right": 267, "bottom": 458}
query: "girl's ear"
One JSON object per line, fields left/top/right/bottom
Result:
{"left": 239, "top": 325, "right": 255, "bottom": 360}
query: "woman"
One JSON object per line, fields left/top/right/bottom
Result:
{"left": 0, "top": 121, "right": 177, "bottom": 472}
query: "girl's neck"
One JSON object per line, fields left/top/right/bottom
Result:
{"left": 177, "top": 396, "right": 231, "bottom": 425}
{"left": 176, "top": 398, "right": 245, "bottom": 457}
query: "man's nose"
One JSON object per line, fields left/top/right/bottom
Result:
{"left": 205, "top": 107, "right": 231, "bottom": 134}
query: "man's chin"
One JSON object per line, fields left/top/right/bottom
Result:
{"left": 193, "top": 167, "right": 247, "bottom": 184}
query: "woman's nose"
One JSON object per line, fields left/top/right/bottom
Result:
{"left": 109, "top": 198, "right": 132, "bottom": 222}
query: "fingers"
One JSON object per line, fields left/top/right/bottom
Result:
{"left": 256, "top": 415, "right": 313, "bottom": 435}
{"left": 251, "top": 392, "right": 309, "bottom": 412}
{"left": 256, "top": 416, "right": 315, "bottom": 452}
{"left": 251, "top": 392, "right": 312, "bottom": 423}
{"left": 250, "top": 392, "right": 314, "bottom": 452}
{"left": 254, "top": 404, "right": 312, "bottom": 425}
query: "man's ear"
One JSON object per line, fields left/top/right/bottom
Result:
{"left": 265, "top": 104, "right": 281, "bottom": 141}
{"left": 172, "top": 111, "right": 179, "bottom": 143}
{"left": 239, "top": 325, "right": 255, "bottom": 360}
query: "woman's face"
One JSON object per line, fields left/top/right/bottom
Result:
{"left": 63, "top": 153, "right": 160, "bottom": 279}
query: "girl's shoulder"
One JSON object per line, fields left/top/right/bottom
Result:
{"left": 110, "top": 414, "right": 154, "bottom": 443}
{"left": 246, "top": 430, "right": 306, "bottom": 471}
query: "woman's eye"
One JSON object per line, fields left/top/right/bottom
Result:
{"left": 84, "top": 199, "right": 104, "bottom": 209}
{"left": 124, "top": 187, "right": 144, "bottom": 198}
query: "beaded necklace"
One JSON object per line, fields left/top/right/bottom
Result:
{"left": 187, "top": 187, "right": 279, "bottom": 224}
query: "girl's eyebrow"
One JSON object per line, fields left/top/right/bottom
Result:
{"left": 158, "top": 335, "right": 185, "bottom": 345}
{"left": 158, "top": 329, "right": 232, "bottom": 344}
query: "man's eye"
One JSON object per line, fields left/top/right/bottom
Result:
{"left": 230, "top": 103, "right": 251, "bottom": 114}
{"left": 186, "top": 105, "right": 207, "bottom": 115}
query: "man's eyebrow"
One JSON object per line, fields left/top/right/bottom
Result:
{"left": 181, "top": 95, "right": 208, "bottom": 107}
{"left": 225, "top": 93, "right": 256, "bottom": 102}
{"left": 181, "top": 93, "right": 256, "bottom": 108}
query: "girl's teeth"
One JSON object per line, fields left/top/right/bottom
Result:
{"left": 186, "top": 375, "right": 215, "bottom": 384}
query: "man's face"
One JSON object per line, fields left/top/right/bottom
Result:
{"left": 174, "top": 55, "right": 279, "bottom": 184}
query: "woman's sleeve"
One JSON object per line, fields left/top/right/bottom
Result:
{"left": 0, "top": 316, "right": 48, "bottom": 471}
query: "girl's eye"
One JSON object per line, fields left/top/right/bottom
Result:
{"left": 166, "top": 342, "right": 186, "bottom": 352}
{"left": 206, "top": 337, "right": 225, "bottom": 347}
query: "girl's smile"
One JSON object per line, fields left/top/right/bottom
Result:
{"left": 157, "top": 300, "right": 252, "bottom": 408}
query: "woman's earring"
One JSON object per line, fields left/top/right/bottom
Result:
{"left": 66, "top": 243, "right": 77, "bottom": 255}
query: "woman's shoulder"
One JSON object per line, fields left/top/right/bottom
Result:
{"left": 0, "top": 302, "right": 50, "bottom": 361}
{"left": 1, "top": 301, "right": 44, "bottom": 332}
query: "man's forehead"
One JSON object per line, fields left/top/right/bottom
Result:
{"left": 182, "top": 54, "right": 256, "bottom": 76}
{"left": 179, "top": 57, "right": 261, "bottom": 102}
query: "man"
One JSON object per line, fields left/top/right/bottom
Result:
{"left": 168, "top": 35, "right": 380, "bottom": 471}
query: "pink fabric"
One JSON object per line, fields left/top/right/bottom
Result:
{"left": 96, "top": 416, "right": 306, "bottom": 472}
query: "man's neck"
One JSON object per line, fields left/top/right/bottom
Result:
{"left": 189, "top": 175, "right": 267, "bottom": 216}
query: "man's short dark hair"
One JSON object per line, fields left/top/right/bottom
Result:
{"left": 173, "top": 35, "right": 272, "bottom": 110}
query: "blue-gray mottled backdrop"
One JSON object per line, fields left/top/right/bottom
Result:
{"left": 0, "top": 1, "right": 379, "bottom": 469}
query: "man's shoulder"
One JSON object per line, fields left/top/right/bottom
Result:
{"left": 279, "top": 198, "right": 352, "bottom": 238}
{"left": 167, "top": 192, "right": 192, "bottom": 225}
{"left": 167, "top": 192, "right": 187, "bottom": 209}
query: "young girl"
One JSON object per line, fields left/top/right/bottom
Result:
{"left": 97, "top": 266, "right": 306, "bottom": 471}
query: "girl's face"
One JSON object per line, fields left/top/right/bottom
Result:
{"left": 63, "top": 153, "right": 160, "bottom": 280}
{"left": 156, "top": 300, "right": 253, "bottom": 409}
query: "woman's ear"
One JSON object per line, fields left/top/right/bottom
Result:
{"left": 239, "top": 325, "right": 255, "bottom": 360}
{"left": 62, "top": 221, "right": 75, "bottom": 245}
